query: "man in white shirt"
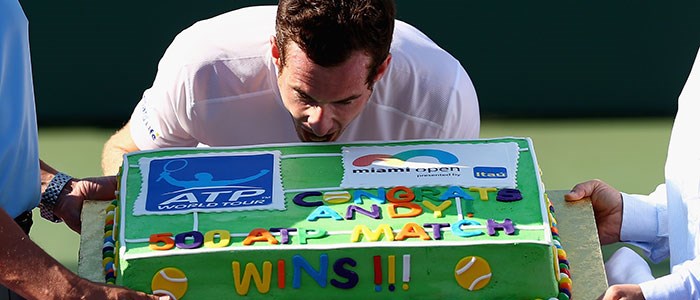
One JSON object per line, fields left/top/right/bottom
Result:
{"left": 565, "top": 47, "right": 700, "bottom": 299}
{"left": 101, "top": 0, "right": 480, "bottom": 175}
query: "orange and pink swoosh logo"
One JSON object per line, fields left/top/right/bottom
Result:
{"left": 352, "top": 149, "right": 459, "bottom": 167}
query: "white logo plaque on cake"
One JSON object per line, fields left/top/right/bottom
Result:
{"left": 340, "top": 143, "right": 520, "bottom": 189}
{"left": 132, "top": 151, "right": 284, "bottom": 215}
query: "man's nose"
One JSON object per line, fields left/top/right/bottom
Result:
{"left": 306, "top": 105, "right": 333, "bottom": 136}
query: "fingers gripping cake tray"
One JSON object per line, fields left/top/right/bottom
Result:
{"left": 102, "top": 138, "right": 572, "bottom": 299}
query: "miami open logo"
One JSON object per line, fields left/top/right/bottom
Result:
{"left": 133, "top": 152, "right": 284, "bottom": 215}
{"left": 352, "top": 149, "right": 459, "bottom": 169}
{"left": 340, "top": 143, "right": 520, "bottom": 189}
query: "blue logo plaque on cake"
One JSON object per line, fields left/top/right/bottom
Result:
{"left": 473, "top": 167, "right": 508, "bottom": 179}
{"left": 133, "top": 151, "right": 284, "bottom": 215}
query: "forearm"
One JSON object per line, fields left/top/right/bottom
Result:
{"left": 0, "top": 209, "right": 84, "bottom": 299}
{"left": 1, "top": 209, "right": 160, "bottom": 299}
{"left": 102, "top": 140, "right": 128, "bottom": 176}
{"left": 102, "top": 123, "right": 140, "bottom": 175}
{"left": 40, "top": 160, "right": 69, "bottom": 194}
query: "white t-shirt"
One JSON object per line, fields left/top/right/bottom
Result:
{"left": 0, "top": 0, "right": 41, "bottom": 218}
{"left": 130, "top": 5, "right": 480, "bottom": 149}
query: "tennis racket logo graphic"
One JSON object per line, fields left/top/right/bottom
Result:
{"left": 157, "top": 159, "right": 188, "bottom": 182}
{"left": 156, "top": 158, "right": 270, "bottom": 189}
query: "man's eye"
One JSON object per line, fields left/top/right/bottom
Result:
{"left": 295, "top": 95, "right": 311, "bottom": 105}
{"left": 300, "top": 98, "right": 316, "bottom": 106}
{"left": 336, "top": 100, "right": 354, "bottom": 106}
{"left": 294, "top": 93, "right": 316, "bottom": 106}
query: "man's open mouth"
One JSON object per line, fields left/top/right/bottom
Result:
{"left": 301, "top": 129, "right": 335, "bottom": 142}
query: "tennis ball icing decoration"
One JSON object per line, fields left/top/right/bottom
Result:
{"left": 454, "top": 256, "right": 492, "bottom": 291}
{"left": 152, "top": 267, "right": 188, "bottom": 300}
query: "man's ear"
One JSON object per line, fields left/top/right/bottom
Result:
{"left": 270, "top": 36, "right": 282, "bottom": 69}
{"left": 373, "top": 54, "right": 392, "bottom": 82}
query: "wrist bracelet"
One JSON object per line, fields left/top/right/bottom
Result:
{"left": 39, "top": 172, "right": 73, "bottom": 223}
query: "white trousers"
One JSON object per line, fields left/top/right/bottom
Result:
{"left": 605, "top": 246, "right": 656, "bottom": 285}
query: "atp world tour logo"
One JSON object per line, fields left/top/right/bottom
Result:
{"left": 340, "top": 143, "right": 520, "bottom": 189}
{"left": 133, "top": 152, "right": 285, "bottom": 215}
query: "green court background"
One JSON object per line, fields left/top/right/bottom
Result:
{"left": 33, "top": 118, "right": 674, "bottom": 277}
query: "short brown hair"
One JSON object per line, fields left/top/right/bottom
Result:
{"left": 275, "top": 0, "right": 396, "bottom": 86}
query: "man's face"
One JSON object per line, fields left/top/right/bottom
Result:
{"left": 273, "top": 40, "right": 385, "bottom": 142}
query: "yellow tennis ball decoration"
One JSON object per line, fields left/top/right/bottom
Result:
{"left": 151, "top": 267, "right": 188, "bottom": 300}
{"left": 454, "top": 256, "right": 492, "bottom": 291}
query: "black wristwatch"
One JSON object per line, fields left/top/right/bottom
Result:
{"left": 38, "top": 172, "right": 73, "bottom": 223}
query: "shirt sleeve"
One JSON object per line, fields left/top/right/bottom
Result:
{"left": 129, "top": 33, "right": 200, "bottom": 150}
{"left": 129, "top": 94, "right": 197, "bottom": 150}
{"left": 619, "top": 184, "right": 669, "bottom": 263}
{"left": 639, "top": 259, "right": 700, "bottom": 300}
{"left": 440, "top": 65, "right": 480, "bottom": 139}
